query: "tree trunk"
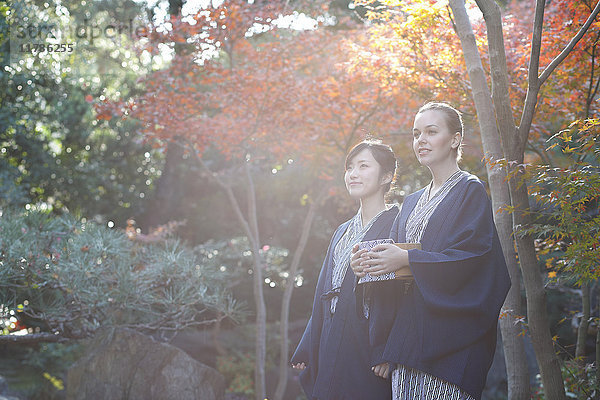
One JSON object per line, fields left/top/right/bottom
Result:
{"left": 251, "top": 242, "right": 267, "bottom": 400}
{"left": 511, "top": 185, "right": 566, "bottom": 400}
{"left": 474, "top": 1, "right": 569, "bottom": 398}
{"left": 143, "top": 140, "right": 185, "bottom": 228}
{"left": 147, "top": 0, "right": 187, "bottom": 229}
{"left": 196, "top": 155, "right": 268, "bottom": 400}
{"left": 243, "top": 162, "right": 267, "bottom": 400}
{"left": 274, "top": 187, "right": 328, "bottom": 400}
{"left": 575, "top": 283, "right": 590, "bottom": 360}
{"left": 448, "top": 2, "right": 530, "bottom": 398}
{"left": 596, "top": 290, "right": 600, "bottom": 383}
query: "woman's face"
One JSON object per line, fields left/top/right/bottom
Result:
{"left": 344, "top": 148, "right": 387, "bottom": 201}
{"left": 412, "top": 110, "right": 460, "bottom": 168}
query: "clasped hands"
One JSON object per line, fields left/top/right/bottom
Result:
{"left": 350, "top": 243, "right": 411, "bottom": 278}
{"left": 291, "top": 245, "right": 410, "bottom": 378}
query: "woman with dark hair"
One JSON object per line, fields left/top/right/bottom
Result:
{"left": 291, "top": 139, "right": 399, "bottom": 400}
{"left": 352, "top": 103, "right": 510, "bottom": 400}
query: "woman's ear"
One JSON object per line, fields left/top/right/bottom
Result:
{"left": 451, "top": 132, "right": 462, "bottom": 150}
{"left": 381, "top": 171, "right": 393, "bottom": 186}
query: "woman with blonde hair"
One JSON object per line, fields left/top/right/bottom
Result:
{"left": 352, "top": 103, "right": 510, "bottom": 400}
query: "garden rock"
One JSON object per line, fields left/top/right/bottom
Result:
{"left": 66, "top": 328, "right": 225, "bottom": 400}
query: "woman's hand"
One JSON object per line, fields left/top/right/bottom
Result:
{"left": 372, "top": 362, "right": 390, "bottom": 379}
{"left": 350, "top": 244, "right": 369, "bottom": 278}
{"left": 361, "top": 243, "right": 410, "bottom": 277}
{"left": 292, "top": 362, "right": 306, "bottom": 370}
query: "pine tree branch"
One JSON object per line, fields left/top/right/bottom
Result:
{"left": 0, "top": 332, "right": 76, "bottom": 344}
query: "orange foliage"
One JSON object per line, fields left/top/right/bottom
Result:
{"left": 94, "top": 0, "right": 600, "bottom": 169}
{"left": 97, "top": 0, "right": 416, "bottom": 179}
{"left": 533, "top": 1, "right": 600, "bottom": 121}
{"left": 349, "top": 0, "right": 482, "bottom": 158}
{"left": 352, "top": 0, "right": 476, "bottom": 103}
{"left": 351, "top": 0, "right": 600, "bottom": 159}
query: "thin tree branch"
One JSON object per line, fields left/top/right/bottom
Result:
{"left": 0, "top": 332, "right": 74, "bottom": 344}
{"left": 274, "top": 184, "right": 329, "bottom": 400}
{"left": 539, "top": 1, "right": 600, "bottom": 85}
{"left": 517, "top": 0, "right": 546, "bottom": 153}
{"left": 585, "top": 32, "right": 599, "bottom": 115}
{"left": 528, "top": 0, "right": 546, "bottom": 91}
{"left": 518, "top": 0, "right": 600, "bottom": 154}
{"left": 526, "top": 139, "right": 553, "bottom": 165}
{"left": 175, "top": 137, "right": 256, "bottom": 242}
{"left": 244, "top": 160, "right": 260, "bottom": 246}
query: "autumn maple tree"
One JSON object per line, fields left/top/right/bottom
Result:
{"left": 95, "top": 1, "right": 419, "bottom": 398}
{"left": 348, "top": 0, "right": 600, "bottom": 398}
{"left": 346, "top": 5, "right": 530, "bottom": 396}
{"left": 504, "top": 0, "right": 600, "bottom": 380}
{"left": 124, "top": 5, "right": 316, "bottom": 399}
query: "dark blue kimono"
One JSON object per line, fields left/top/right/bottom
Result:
{"left": 369, "top": 173, "right": 510, "bottom": 400}
{"left": 291, "top": 206, "right": 398, "bottom": 400}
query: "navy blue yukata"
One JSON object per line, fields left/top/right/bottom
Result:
{"left": 291, "top": 206, "right": 398, "bottom": 400}
{"left": 370, "top": 173, "right": 511, "bottom": 400}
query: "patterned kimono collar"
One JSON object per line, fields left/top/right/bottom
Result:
{"left": 329, "top": 204, "right": 396, "bottom": 313}
{"left": 405, "top": 170, "right": 466, "bottom": 244}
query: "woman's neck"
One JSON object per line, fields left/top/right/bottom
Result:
{"left": 360, "top": 194, "right": 387, "bottom": 226}
{"left": 428, "top": 159, "right": 460, "bottom": 192}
